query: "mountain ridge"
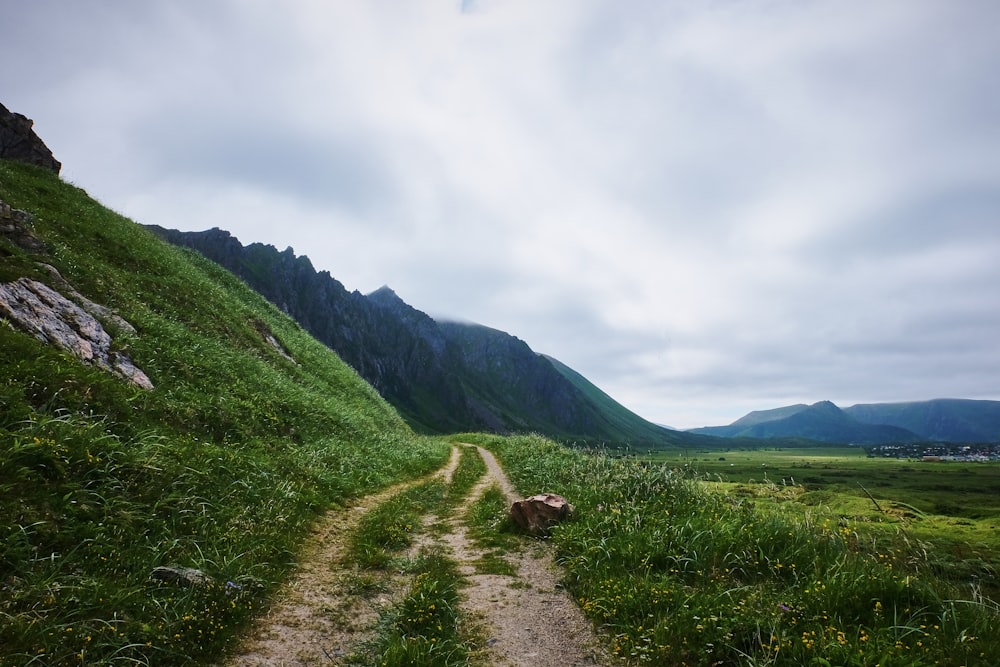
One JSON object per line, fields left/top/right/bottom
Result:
{"left": 844, "top": 398, "right": 1000, "bottom": 443}
{"left": 146, "top": 225, "right": 687, "bottom": 447}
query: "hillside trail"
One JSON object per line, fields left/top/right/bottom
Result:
{"left": 222, "top": 446, "right": 462, "bottom": 666}
{"left": 441, "top": 444, "right": 611, "bottom": 667}
{"left": 222, "top": 444, "right": 611, "bottom": 666}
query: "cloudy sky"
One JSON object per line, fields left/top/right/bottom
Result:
{"left": 3, "top": 1, "right": 999, "bottom": 428}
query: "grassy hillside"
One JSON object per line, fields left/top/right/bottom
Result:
{"left": 0, "top": 160, "right": 449, "bottom": 665}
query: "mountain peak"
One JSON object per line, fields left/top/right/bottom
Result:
{"left": 367, "top": 285, "right": 409, "bottom": 311}
{"left": 368, "top": 284, "right": 398, "bottom": 299}
{"left": 730, "top": 404, "right": 809, "bottom": 428}
{"left": 808, "top": 400, "right": 841, "bottom": 414}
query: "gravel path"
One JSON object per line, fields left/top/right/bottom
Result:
{"left": 223, "top": 447, "right": 461, "bottom": 666}
{"left": 221, "top": 444, "right": 611, "bottom": 666}
{"left": 444, "top": 445, "right": 611, "bottom": 667}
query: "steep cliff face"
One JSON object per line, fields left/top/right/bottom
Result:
{"left": 437, "top": 321, "right": 593, "bottom": 434}
{"left": 147, "top": 225, "right": 680, "bottom": 446}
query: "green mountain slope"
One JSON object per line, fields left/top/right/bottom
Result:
{"left": 730, "top": 403, "right": 811, "bottom": 427}
{"left": 0, "top": 160, "right": 448, "bottom": 665}
{"left": 693, "top": 399, "right": 1000, "bottom": 444}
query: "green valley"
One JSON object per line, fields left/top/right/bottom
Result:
{"left": 3, "top": 157, "right": 999, "bottom": 666}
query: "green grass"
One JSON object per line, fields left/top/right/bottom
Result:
{"left": 471, "top": 433, "right": 999, "bottom": 666}
{"left": 671, "top": 447, "right": 1000, "bottom": 604}
{"left": 0, "top": 160, "right": 450, "bottom": 665}
{"left": 463, "top": 485, "right": 519, "bottom": 576}
{"left": 662, "top": 447, "right": 1000, "bottom": 519}
{"left": 349, "top": 481, "right": 448, "bottom": 569}
{"left": 349, "top": 551, "right": 476, "bottom": 667}
{"left": 449, "top": 445, "right": 487, "bottom": 499}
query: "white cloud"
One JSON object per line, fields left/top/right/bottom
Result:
{"left": 3, "top": 0, "right": 999, "bottom": 429}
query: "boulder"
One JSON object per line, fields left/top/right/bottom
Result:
{"left": 0, "top": 102, "right": 61, "bottom": 174}
{"left": 510, "top": 493, "right": 574, "bottom": 536}
{"left": 0, "top": 277, "right": 153, "bottom": 389}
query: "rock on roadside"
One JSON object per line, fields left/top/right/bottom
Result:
{"left": 510, "top": 493, "right": 574, "bottom": 536}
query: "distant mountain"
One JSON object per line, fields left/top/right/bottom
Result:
{"left": 844, "top": 399, "right": 1000, "bottom": 443}
{"left": 730, "top": 404, "right": 810, "bottom": 428}
{"left": 693, "top": 399, "right": 1000, "bottom": 444}
{"left": 690, "top": 400, "right": 923, "bottom": 444}
{"left": 146, "top": 226, "right": 689, "bottom": 447}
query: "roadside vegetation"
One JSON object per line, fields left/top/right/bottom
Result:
{"left": 470, "top": 433, "right": 999, "bottom": 666}
{"left": 0, "top": 161, "right": 449, "bottom": 665}
{"left": 678, "top": 447, "right": 1000, "bottom": 605}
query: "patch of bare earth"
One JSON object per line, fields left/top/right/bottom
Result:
{"left": 443, "top": 445, "right": 613, "bottom": 667}
{"left": 222, "top": 447, "right": 461, "bottom": 666}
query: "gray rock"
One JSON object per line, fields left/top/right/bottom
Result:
{"left": 35, "top": 263, "right": 136, "bottom": 335}
{"left": 0, "top": 277, "right": 153, "bottom": 389}
{"left": 0, "top": 198, "right": 47, "bottom": 253}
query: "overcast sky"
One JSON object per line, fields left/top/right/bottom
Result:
{"left": 3, "top": 1, "right": 999, "bottom": 428}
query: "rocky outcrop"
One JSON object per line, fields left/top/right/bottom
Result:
{"left": 146, "top": 225, "right": 483, "bottom": 433}
{"left": 0, "top": 277, "right": 152, "bottom": 389}
{"left": 510, "top": 494, "right": 574, "bottom": 536}
{"left": 0, "top": 103, "right": 61, "bottom": 174}
{"left": 1, "top": 196, "right": 151, "bottom": 388}
{"left": 1, "top": 198, "right": 48, "bottom": 253}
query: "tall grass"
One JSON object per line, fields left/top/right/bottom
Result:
{"left": 477, "top": 434, "right": 997, "bottom": 666}
{"left": 0, "top": 414, "right": 445, "bottom": 665}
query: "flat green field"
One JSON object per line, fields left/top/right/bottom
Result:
{"left": 652, "top": 447, "right": 1000, "bottom": 519}
{"left": 646, "top": 447, "right": 1000, "bottom": 603}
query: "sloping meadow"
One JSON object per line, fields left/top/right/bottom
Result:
{"left": 0, "top": 161, "right": 448, "bottom": 665}
{"left": 474, "top": 434, "right": 998, "bottom": 666}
